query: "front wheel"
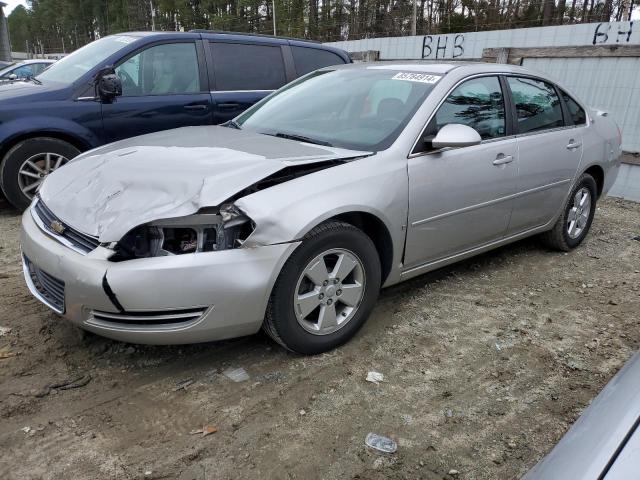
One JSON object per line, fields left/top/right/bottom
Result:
{"left": 0, "top": 137, "right": 80, "bottom": 210}
{"left": 263, "top": 221, "right": 381, "bottom": 354}
{"left": 540, "top": 173, "right": 598, "bottom": 251}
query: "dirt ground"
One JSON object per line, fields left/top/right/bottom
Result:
{"left": 0, "top": 196, "right": 638, "bottom": 480}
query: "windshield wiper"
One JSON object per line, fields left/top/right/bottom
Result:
{"left": 222, "top": 120, "right": 241, "bottom": 130}
{"left": 27, "top": 77, "right": 42, "bottom": 85}
{"left": 271, "top": 132, "right": 333, "bottom": 147}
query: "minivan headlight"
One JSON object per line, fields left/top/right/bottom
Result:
{"left": 109, "top": 204, "right": 253, "bottom": 261}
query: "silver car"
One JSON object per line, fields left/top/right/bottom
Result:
{"left": 524, "top": 353, "right": 640, "bottom": 479}
{"left": 20, "top": 62, "right": 621, "bottom": 354}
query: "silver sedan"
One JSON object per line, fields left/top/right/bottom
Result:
{"left": 20, "top": 62, "right": 621, "bottom": 354}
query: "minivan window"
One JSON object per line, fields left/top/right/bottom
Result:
{"left": 419, "top": 75, "right": 506, "bottom": 152}
{"left": 560, "top": 90, "right": 587, "bottom": 126}
{"left": 291, "top": 46, "right": 345, "bottom": 76}
{"left": 37, "top": 35, "right": 138, "bottom": 84}
{"left": 116, "top": 43, "right": 200, "bottom": 96}
{"left": 507, "top": 77, "right": 563, "bottom": 134}
{"left": 210, "top": 42, "right": 286, "bottom": 91}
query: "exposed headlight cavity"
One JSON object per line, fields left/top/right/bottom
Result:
{"left": 110, "top": 204, "right": 253, "bottom": 261}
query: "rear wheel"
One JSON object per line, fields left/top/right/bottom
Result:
{"left": 263, "top": 221, "right": 381, "bottom": 354}
{"left": 540, "top": 173, "right": 597, "bottom": 251}
{"left": 0, "top": 137, "right": 80, "bottom": 210}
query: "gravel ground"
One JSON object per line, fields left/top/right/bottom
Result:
{"left": 0, "top": 196, "right": 638, "bottom": 480}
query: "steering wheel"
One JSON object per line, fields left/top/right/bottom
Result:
{"left": 117, "top": 69, "right": 136, "bottom": 91}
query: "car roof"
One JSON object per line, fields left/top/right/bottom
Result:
{"left": 328, "top": 60, "right": 541, "bottom": 77}
{"left": 116, "top": 30, "right": 321, "bottom": 45}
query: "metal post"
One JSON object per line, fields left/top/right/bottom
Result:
{"left": 272, "top": 0, "right": 277, "bottom": 36}
{"left": 411, "top": 0, "right": 417, "bottom": 36}
{"left": 150, "top": 0, "right": 156, "bottom": 31}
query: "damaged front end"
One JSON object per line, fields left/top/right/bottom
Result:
{"left": 108, "top": 204, "right": 254, "bottom": 261}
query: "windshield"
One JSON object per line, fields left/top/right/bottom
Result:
{"left": 236, "top": 68, "right": 441, "bottom": 151}
{"left": 37, "top": 35, "right": 138, "bottom": 84}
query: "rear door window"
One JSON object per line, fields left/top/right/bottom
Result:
{"left": 507, "top": 77, "right": 564, "bottom": 133}
{"left": 210, "top": 42, "right": 286, "bottom": 91}
{"left": 560, "top": 90, "right": 587, "bottom": 126}
{"left": 291, "top": 46, "right": 346, "bottom": 76}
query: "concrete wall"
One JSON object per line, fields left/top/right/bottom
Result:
{"left": 325, "top": 21, "right": 639, "bottom": 60}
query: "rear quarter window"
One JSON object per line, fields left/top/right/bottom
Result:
{"left": 560, "top": 90, "right": 587, "bottom": 125}
{"left": 292, "top": 46, "right": 346, "bottom": 76}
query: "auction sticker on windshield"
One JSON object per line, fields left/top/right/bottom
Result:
{"left": 392, "top": 72, "right": 441, "bottom": 84}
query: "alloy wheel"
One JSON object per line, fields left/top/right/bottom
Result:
{"left": 293, "top": 248, "right": 366, "bottom": 335}
{"left": 567, "top": 187, "right": 591, "bottom": 239}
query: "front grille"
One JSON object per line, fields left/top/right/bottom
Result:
{"left": 33, "top": 200, "right": 100, "bottom": 254}
{"left": 23, "top": 256, "right": 65, "bottom": 313}
{"left": 89, "top": 307, "right": 207, "bottom": 326}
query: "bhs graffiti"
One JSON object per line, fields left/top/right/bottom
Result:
{"left": 593, "top": 22, "right": 634, "bottom": 45}
{"left": 422, "top": 34, "right": 464, "bottom": 59}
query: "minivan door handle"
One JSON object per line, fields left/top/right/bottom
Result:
{"left": 184, "top": 104, "right": 209, "bottom": 111}
{"left": 567, "top": 140, "right": 582, "bottom": 150}
{"left": 492, "top": 154, "right": 514, "bottom": 166}
{"left": 217, "top": 103, "right": 240, "bottom": 110}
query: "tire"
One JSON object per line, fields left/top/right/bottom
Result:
{"left": 0, "top": 137, "right": 80, "bottom": 210}
{"left": 263, "top": 221, "right": 382, "bottom": 354}
{"left": 540, "top": 173, "right": 598, "bottom": 251}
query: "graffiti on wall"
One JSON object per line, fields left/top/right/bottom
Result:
{"left": 421, "top": 34, "right": 465, "bottom": 59}
{"left": 592, "top": 22, "right": 634, "bottom": 44}
{"left": 419, "top": 22, "right": 635, "bottom": 59}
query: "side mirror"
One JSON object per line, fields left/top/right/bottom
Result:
{"left": 97, "top": 73, "right": 122, "bottom": 102}
{"left": 431, "top": 124, "right": 482, "bottom": 149}
{"left": 8, "top": 73, "right": 17, "bottom": 80}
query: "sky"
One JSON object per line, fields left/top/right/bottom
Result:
{"left": 3, "top": 0, "right": 28, "bottom": 16}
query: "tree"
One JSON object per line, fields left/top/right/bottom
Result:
{"left": 6, "top": 0, "right": 633, "bottom": 54}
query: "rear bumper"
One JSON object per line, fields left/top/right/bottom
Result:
{"left": 21, "top": 209, "right": 299, "bottom": 344}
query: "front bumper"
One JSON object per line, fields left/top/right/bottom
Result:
{"left": 21, "top": 209, "right": 300, "bottom": 344}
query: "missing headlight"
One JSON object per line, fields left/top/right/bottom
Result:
{"left": 109, "top": 205, "right": 253, "bottom": 261}
{"left": 162, "top": 227, "right": 198, "bottom": 254}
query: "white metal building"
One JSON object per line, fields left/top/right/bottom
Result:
{"left": 326, "top": 21, "right": 640, "bottom": 154}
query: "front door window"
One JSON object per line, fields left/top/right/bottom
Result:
{"left": 115, "top": 43, "right": 201, "bottom": 96}
{"left": 415, "top": 76, "right": 506, "bottom": 153}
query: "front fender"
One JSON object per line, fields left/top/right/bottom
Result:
{"left": 0, "top": 114, "right": 99, "bottom": 152}
{"left": 235, "top": 154, "right": 408, "bottom": 283}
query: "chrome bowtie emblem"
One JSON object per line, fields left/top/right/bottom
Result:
{"left": 50, "top": 220, "right": 65, "bottom": 234}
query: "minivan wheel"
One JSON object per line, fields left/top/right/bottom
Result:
{"left": 263, "top": 221, "right": 381, "bottom": 355}
{"left": 540, "top": 173, "right": 598, "bottom": 251}
{"left": 0, "top": 137, "right": 80, "bottom": 210}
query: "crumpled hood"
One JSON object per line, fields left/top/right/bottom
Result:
{"left": 39, "top": 126, "right": 369, "bottom": 242}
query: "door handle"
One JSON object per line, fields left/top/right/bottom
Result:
{"left": 184, "top": 104, "right": 209, "bottom": 111}
{"left": 217, "top": 103, "right": 240, "bottom": 110}
{"left": 492, "top": 154, "right": 514, "bottom": 166}
{"left": 566, "top": 140, "right": 582, "bottom": 150}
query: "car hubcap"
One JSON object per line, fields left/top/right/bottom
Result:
{"left": 18, "top": 152, "right": 69, "bottom": 199}
{"left": 294, "top": 248, "right": 366, "bottom": 335}
{"left": 567, "top": 187, "right": 591, "bottom": 239}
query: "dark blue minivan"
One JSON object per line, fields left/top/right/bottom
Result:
{"left": 0, "top": 31, "right": 351, "bottom": 209}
